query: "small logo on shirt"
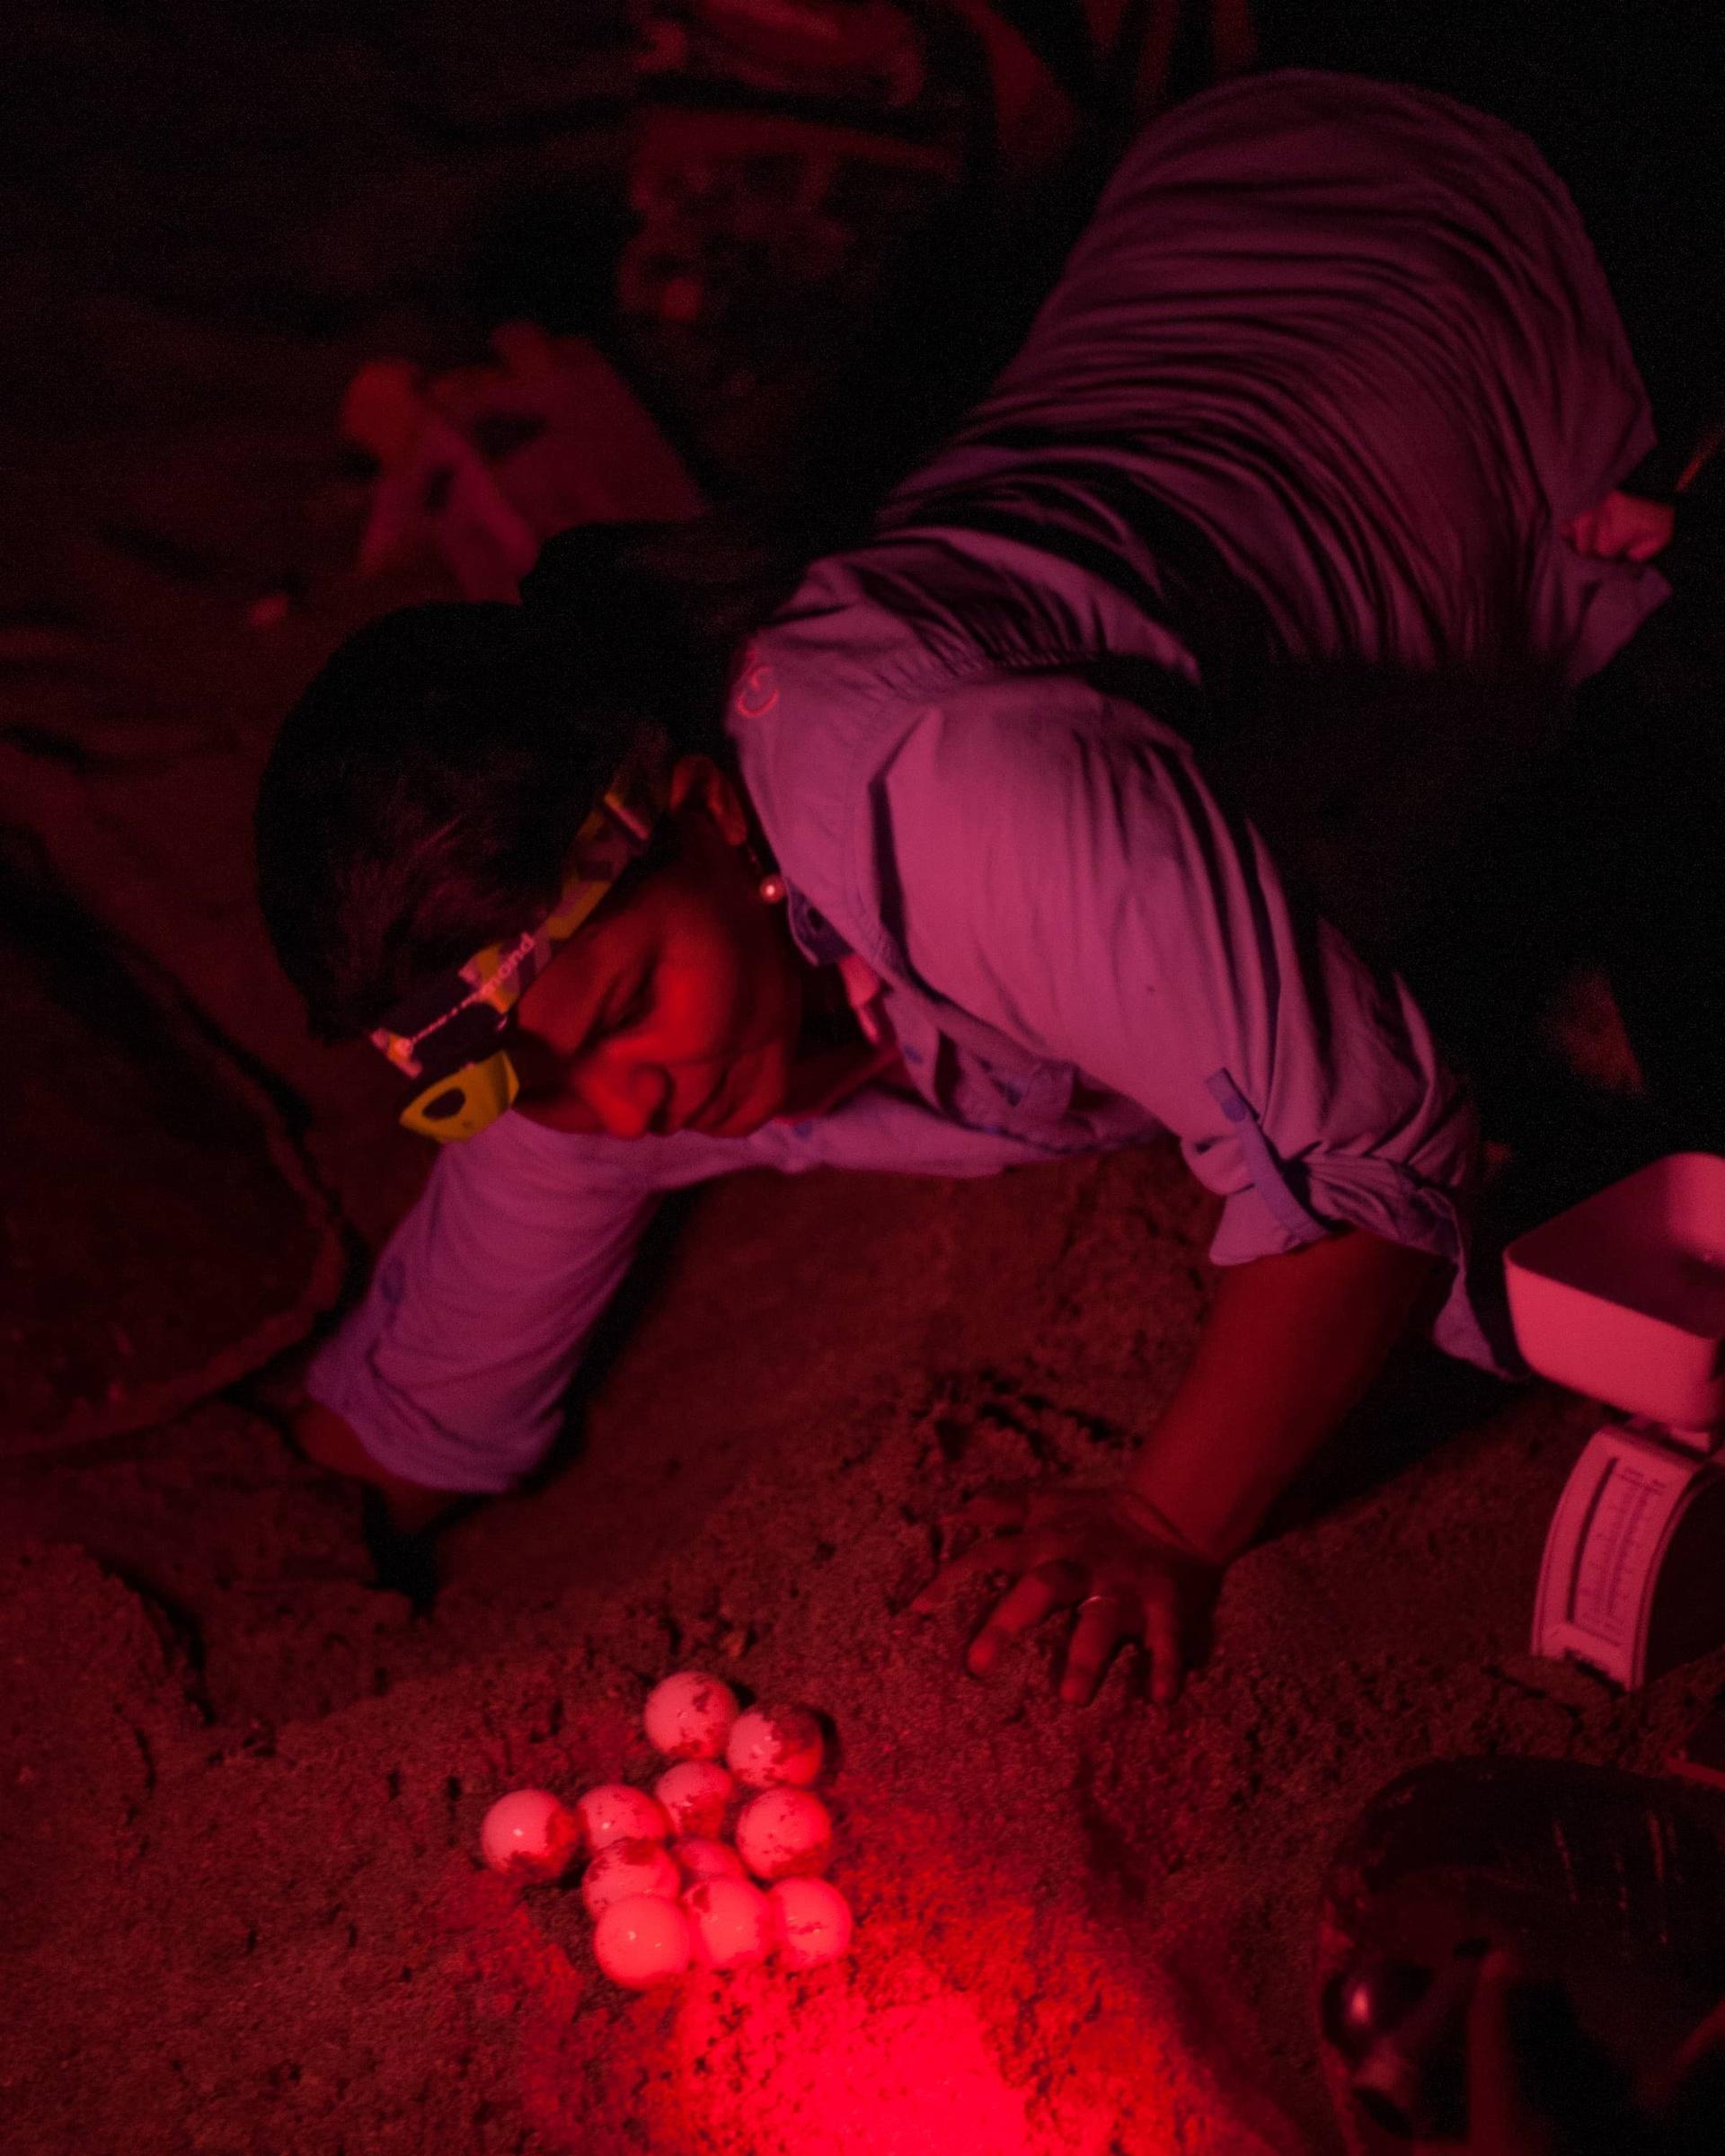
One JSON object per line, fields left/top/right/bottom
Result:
{"left": 731, "top": 643, "right": 780, "bottom": 718}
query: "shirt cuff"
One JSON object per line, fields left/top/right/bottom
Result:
{"left": 1208, "top": 1152, "right": 1518, "bottom": 1379}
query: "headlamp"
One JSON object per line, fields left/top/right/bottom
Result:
{"left": 369, "top": 755, "right": 663, "bottom": 1142}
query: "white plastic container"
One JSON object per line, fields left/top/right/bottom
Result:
{"left": 1504, "top": 1153, "right": 1725, "bottom": 1436}
{"left": 1506, "top": 1154, "right": 1725, "bottom": 1688}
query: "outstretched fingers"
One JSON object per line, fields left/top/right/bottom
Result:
{"left": 909, "top": 1533, "right": 1022, "bottom": 1615}
{"left": 966, "top": 1560, "right": 1087, "bottom": 1677}
{"left": 1059, "top": 1592, "right": 1137, "bottom": 1705}
{"left": 1144, "top": 1591, "right": 1190, "bottom": 1707}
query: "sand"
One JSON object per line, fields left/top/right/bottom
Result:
{"left": 12, "top": 1137, "right": 1722, "bottom": 2154}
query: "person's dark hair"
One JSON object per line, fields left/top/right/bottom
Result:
{"left": 255, "top": 519, "right": 790, "bottom": 1041}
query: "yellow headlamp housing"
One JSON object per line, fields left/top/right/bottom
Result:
{"left": 368, "top": 756, "right": 662, "bottom": 1143}
{"left": 398, "top": 1047, "right": 522, "bottom": 1142}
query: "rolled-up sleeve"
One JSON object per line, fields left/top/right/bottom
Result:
{"left": 306, "top": 1109, "right": 666, "bottom": 1492}
{"left": 304, "top": 1033, "right": 1089, "bottom": 1492}
{"left": 880, "top": 676, "right": 1502, "bottom": 1369}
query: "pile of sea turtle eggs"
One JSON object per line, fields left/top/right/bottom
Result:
{"left": 479, "top": 1671, "right": 852, "bottom": 1988}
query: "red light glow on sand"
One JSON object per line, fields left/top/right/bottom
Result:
{"left": 646, "top": 1906, "right": 1255, "bottom": 2156}
{"left": 667, "top": 1963, "right": 1042, "bottom": 2152}
{"left": 443, "top": 1808, "right": 1286, "bottom": 2156}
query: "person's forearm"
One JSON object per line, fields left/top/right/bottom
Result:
{"left": 1124, "top": 1229, "right": 1439, "bottom": 1564}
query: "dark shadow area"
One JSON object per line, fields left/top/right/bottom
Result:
{"left": 1263, "top": 1341, "right": 1519, "bottom": 1544}
{"left": 0, "top": 829, "right": 332, "bottom": 1455}
{"left": 1318, "top": 1755, "right": 1725, "bottom": 2156}
{"left": 1256, "top": 0, "right": 1725, "bottom": 468}
{"left": 463, "top": 167, "right": 638, "bottom": 338}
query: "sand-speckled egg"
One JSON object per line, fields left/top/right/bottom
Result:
{"left": 654, "top": 1759, "right": 734, "bottom": 1838}
{"left": 725, "top": 1703, "right": 824, "bottom": 1789}
{"left": 674, "top": 1835, "right": 747, "bottom": 1885}
{"left": 575, "top": 1782, "right": 669, "bottom": 1853}
{"left": 593, "top": 1895, "right": 690, "bottom": 1988}
{"left": 683, "top": 1877, "right": 774, "bottom": 1970}
{"left": 769, "top": 1878, "right": 853, "bottom": 1970}
{"left": 581, "top": 1835, "right": 681, "bottom": 1918}
{"left": 734, "top": 1788, "right": 833, "bottom": 1881}
{"left": 479, "top": 1789, "right": 580, "bottom": 1882}
{"left": 643, "top": 1671, "right": 740, "bottom": 1761}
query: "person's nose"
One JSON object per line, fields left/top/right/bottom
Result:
{"left": 576, "top": 1053, "right": 673, "bottom": 1140}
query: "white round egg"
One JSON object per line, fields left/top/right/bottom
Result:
{"left": 654, "top": 1759, "right": 733, "bottom": 1839}
{"left": 575, "top": 1782, "right": 669, "bottom": 1854}
{"left": 725, "top": 1703, "right": 824, "bottom": 1789}
{"left": 592, "top": 1894, "right": 691, "bottom": 1989}
{"left": 581, "top": 1835, "right": 682, "bottom": 1918}
{"left": 479, "top": 1789, "right": 580, "bottom": 1882}
{"left": 673, "top": 1835, "right": 746, "bottom": 1885}
{"left": 643, "top": 1670, "right": 740, "bottom": 1762}
{"left": 682, "top": 1877, "right": 774, "bottom": 1971}
{"left": 734, "top": 1787, "right": 834, "bottom": 1881}
{"left": 769, "top": 1878, "right": 854, "bottom": 1970}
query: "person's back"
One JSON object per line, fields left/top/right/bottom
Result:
{"left": 729, "top": 69, "right": 1676, "bottom": 1212}
{"left": 879, "top": 70, "right": 1667, "bottom": 680}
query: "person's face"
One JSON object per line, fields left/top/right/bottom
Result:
{"left": 509, "top": 756, "right": 806, "bottom": 1140}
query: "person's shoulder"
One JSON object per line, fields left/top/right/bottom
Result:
{"left": 753, "top": 526, "right": 1147, "bottom": 715}
{"left": 874, "top": 674, "right": 1209, "bottom": 1021}
{"left": 888, "top": 670, "right": 1190, "bottom": 807}
{"left": 877, "top": 673, "right": 1199, "bottom": 915}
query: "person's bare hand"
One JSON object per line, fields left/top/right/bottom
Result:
{"left": 1562, "top": 488, "right": 1673, "bottom": 563}
{"left": 909, "top": 1484, "right": 1222, "bottom": 1706}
